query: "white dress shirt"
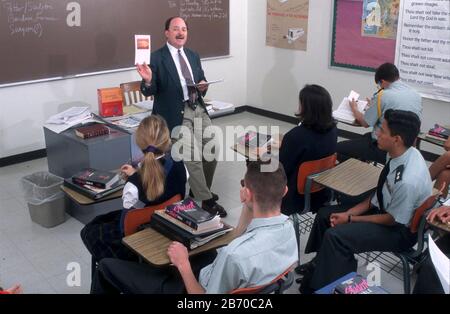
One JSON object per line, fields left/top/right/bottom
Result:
{"left": 166, "top": 42, "right": 195, "bottom": 102}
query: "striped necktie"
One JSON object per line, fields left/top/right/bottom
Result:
{"left": 178, "top": 49, "right": 197, "bottom": 105}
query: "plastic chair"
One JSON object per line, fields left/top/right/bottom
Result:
{"left": 392, "top": 193, "right": 440, "bottom": 294}
{"left": 123, "top": 194, "right": 182, "bottom": 236}
{"left": 120, "top": 81, "right": 152, "bottom": 106}
{"left": 229, "top": 264, "right": 296, "bottom": 294}
{"left": 292, "top": 154, "right": 337, "bottom": 267}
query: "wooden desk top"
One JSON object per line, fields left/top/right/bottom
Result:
{"left": 61, "top": 185, "right": 122, "bottom": 205}
{"left": 123, "top": 227, "right": 238, "bottom": 266}
{"left": 428, "top": 219, "right": 450, "bottom": 233}
{"left": 314, "top": 158, "right": 382, "bottom": 197}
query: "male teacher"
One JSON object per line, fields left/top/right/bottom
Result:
{"left": 136, "top": 16, "right": 226, "bottom": 217}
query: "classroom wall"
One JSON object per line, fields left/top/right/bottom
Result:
{"left": 0, "top": 0, "right": 248, "bottom": 159}
{"left": 2, "top": 0, "right": 448, "bottom": 160}
{"left": 246, "top": 0, "right": 448, "bottom": 155}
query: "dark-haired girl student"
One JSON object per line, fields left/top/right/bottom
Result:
{"left": 279, "top": 84, "right": 338, "bottom": 216}
{"left": 81, "top": 115, "right": 187, "bottom": 265}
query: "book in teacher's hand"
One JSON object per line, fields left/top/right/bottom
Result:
{"left": 71, "top": 168, "right": 120, "bottom": 189}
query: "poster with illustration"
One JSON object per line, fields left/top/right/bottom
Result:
{"left": 362, "top": 0, "right": 400, "bottom": 39}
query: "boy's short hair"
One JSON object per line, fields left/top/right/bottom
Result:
{"left": 244, "top": 161, "right": 287, "bottom": 212}
{"left": 375, "top": 63, "right": 400, "bottom": 83}
{"left": 384, "top": 109, "right": 421, "bottom": 148}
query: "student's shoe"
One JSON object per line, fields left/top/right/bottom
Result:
{"left": 202, "top": 200, "right": 227, "bottom": 218}
{"left": 297, "top": 267, "right": 315, "bottom": 294}
{"left": 189, "top": 190, "right": 219, "bottom": 202}
{"left": 294, "top": 258, "right": 317, "bottom": 275}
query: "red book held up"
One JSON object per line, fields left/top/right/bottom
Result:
{"left": 75, "top": 124, "right": 110, "bottom": 139}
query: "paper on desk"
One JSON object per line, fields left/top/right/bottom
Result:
{"left": 428, "top": 234, "right": 450, "bottom": 294}
{"left": 187, "top": 79, "right": 224, "bottom": 88}
{"left": 135, "top": 35, "right": 151, "bottom": 65}
{"left": 44, "top": 107, "right": 95, "bottom": 134}
{"left": 45, "top": 107, "right": 91, "bottom": 125}
{"left": 44, "top": 117, "right": 100, "bottom": 134}
{"left": 207, "top": 100, "right": 234, "bottom": 111}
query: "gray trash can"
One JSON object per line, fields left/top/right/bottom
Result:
{"left": 21, "top": 171, "right": 66, "bottom": 228}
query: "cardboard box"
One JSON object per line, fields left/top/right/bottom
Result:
{"left": 98, "top": 87, "right": 123, "bottom": 117}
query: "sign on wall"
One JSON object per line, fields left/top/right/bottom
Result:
{"left": 395, "top": 0, "right": 450, "bottom": 102}
{"left": 266, "top": 0, "right": 309, "bottom": 51}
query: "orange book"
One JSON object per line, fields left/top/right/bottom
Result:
{"left": 98, "top": 87, "right": 123, "bottom": 117}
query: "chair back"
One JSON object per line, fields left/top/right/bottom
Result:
{"left": 120, "top": 81, "right": 152, "bottom": 106}
{"left": 297, "top": 154, "right": 337, "bottom": 195}
{"left": 123, "top": 194, "right": 182, "bottom": 236}
{"left": 409, "top": 193, "right": 440, "bottom": 234}
{"left": 230, "top": 263, "right": 296, "bottom": 294}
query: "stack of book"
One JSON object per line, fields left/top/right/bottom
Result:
{"left": 426, "top": 124, "right": 450, "bottom": 144}
{"left": 149, "top": 198, "right": 232, "bottom": 250}
{"left": 63, "top": 168, "right": 124, "bottom": 200}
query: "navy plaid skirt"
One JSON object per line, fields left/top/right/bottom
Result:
{"left": 80, "top": 210, "right": 139, "bottom": 263}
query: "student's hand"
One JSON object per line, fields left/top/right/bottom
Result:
{"left": 349, "top": 99, "right": 359, "bottom": 112}
{"left": 365, "top": 97, "right": 372, "bottom": 107}
{"left": 5, "top": 284, "right": 22, "bottom": 294}
{"left": 427, "top": 206, "right": 450, "bottom": 224}
{"left": 330, "top": 212, "right": 349, "bottom": 227}
{"left": 136, "top": 62, "right": 152, "bottom": 84}
{"left": 444, "top": 137, "right": 450, "bottom": 151}
{"left": 196, "top": 80, "right": 208, "bottom": 93}
{"left": 121, "top": 164, "right": 136, "bottom": 178}
{"left": 167, "top": 242, "right": 190, "bottom": 269}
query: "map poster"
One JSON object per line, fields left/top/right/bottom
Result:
{"left": 362, "top": 0, "right": 400, "bottom": 39}
{"left": 266, "top": 0, "right": 309, "bottom": 51}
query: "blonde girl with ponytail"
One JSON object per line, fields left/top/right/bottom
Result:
{"left": 81, "top": 115, "right": 187, "bottom": 264}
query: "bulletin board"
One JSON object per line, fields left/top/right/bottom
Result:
{"left": 331, "top": 0, "right": 397, "bottom": 72}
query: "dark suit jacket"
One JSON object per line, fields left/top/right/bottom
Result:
{"left": 140, "top": 45, "right": 207, "bottom": 132}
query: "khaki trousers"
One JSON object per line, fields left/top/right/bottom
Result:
{"left": 172, "top": 104, "right": 218, "bottom": 201}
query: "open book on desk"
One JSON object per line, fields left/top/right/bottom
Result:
{"left": 333, "top": 90, "right": 368, "bottom": 124}
{"left": 63, "top": 178, "right": 124, "bottom": 200}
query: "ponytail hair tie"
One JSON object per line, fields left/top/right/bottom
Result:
{"left": 143, "top": 145, "right": 161, "bottom": 155}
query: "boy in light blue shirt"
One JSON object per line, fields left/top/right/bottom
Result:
{"left": 337, "top": 63, "right": 422, "bottom": 165}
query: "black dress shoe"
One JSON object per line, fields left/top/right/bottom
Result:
{"left": 295, "top": 259, "right": 316, "bottom": 275}
{"left": 189, "top": 190, "right": 219, "bottom": 202}
{"left": 202, "top": 201, "right": 227, "bottom": 218}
